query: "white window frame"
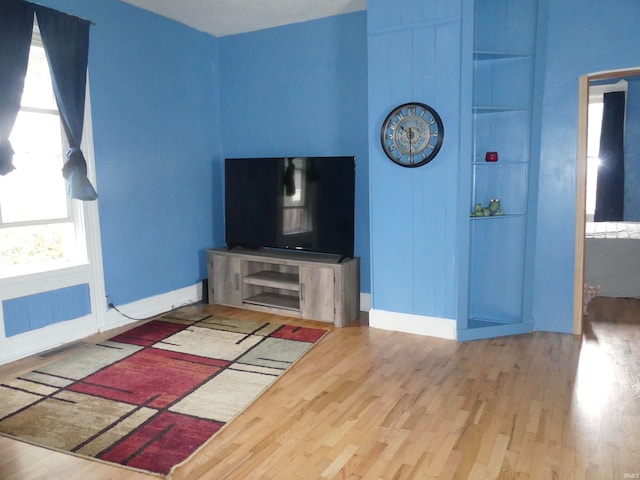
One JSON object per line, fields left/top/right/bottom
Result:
{"left": 0, "top": 33, "right": 107, "bottom": 363}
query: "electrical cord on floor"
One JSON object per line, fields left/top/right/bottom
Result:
{"left": 107, "top": 301, "right": 201, "bottom": 322}
{"left": 108, "top": 302, "right": 151, "bottom": 321}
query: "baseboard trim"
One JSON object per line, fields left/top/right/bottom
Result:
{"left": 0, "top": 284, "right": 201, "bottom": 366}
{"left": 369, "top": 308, "right": 457, "bottom": 340}
{"left": 102, "top": 284, "right": 201, "bottom": 331}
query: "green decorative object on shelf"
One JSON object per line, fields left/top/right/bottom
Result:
{"left": 471, "top": 198, "right": 505, "bottom": 217}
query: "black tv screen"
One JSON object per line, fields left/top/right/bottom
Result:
{"left": 225, "top": 157, "right": 355, "bottom": 258}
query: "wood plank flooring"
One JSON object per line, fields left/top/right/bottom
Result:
{"left": 1, "top": 300, "right": 639, "bottom": 480}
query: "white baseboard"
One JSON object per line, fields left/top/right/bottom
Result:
{"left": 360, "top": 293, "right": 371, "bottom": 312}
{"left": 102, "top": 284, "right": 201, "bottom": 331}
{"left": 369, "top": 308, "right": 457, "bottom": 340}
{"left": 0, "top": 283, "right": 202, "bottom": 366}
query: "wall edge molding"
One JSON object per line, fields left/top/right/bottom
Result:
{"left": 368, "top": 308, "right": 457, "bottom": 340}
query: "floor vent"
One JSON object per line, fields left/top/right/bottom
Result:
{"left": 36, "top": 342, "right": 88, "bottom": 359}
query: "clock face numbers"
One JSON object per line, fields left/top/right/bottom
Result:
{"left": 380, "top": 102, "right": 444, "bottom": 168}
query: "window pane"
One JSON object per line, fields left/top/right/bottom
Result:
{"left": 0, "top": 223, "right": 76, "bottom": 272}
{"left": 587, "top": 102, "right": 603, "bottom": 158}
{"left": 586, "top": 101, "right": 604, "bottom": 216}
{"left": 586, "top": 156, "right": 599, "bottom": 215}
{"left": 0, "top": 111, "right": 68, "bottom": 223}
{"left": 21, "top": 43, "right": 57, "bottom": 110}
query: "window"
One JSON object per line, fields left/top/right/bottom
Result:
{"left": 0, "top": 28, "right": 87, "bottom": 276}
{"left": 586, "top": 100, "right": 603, "bottom": 219}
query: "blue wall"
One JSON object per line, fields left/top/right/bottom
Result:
{"left": 34, "top": 0, "right": 223, "bottom": 306}
{"left": 368, "top": 0, "right": 462, "bottom": 319}
{"left": 533, "top": 0, "right": 640, "bottom": 332}
{"left": 218, "top": 13, "right": 370, "bottom": 292}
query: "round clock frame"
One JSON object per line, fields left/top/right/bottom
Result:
{"left": 380, "top": 102, "right": 444, "bottom": 168}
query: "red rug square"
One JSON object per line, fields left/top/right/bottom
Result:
{"left": 271, "top": 324, "right": 328, "bottom": 343}
{"left": 99, "top": 410, "right": 223, "bottom": 474}
{"left": 110, "top": 320, "right": 188, "bottom": 346}
{"left": 69, "top": 348, "right": 229, "bottom": 408}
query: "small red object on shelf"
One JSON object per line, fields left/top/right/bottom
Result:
{"left": 485, "top": 151, "right": 498, "bottom": 162}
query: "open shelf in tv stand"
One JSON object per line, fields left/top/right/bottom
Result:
{"left": 207, "top": 247, "right": 360, "bottom": 327}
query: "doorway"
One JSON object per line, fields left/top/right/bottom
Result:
{"left": 574, "top": 67, "right": 640, "bottom": 335}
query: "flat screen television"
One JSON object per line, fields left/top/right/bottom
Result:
{"left": 224, "top": 156, "right": 355, "bottom": 259}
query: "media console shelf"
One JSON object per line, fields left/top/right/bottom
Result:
{"left": 207, "top": 247, "right": 360, "bottom": 327}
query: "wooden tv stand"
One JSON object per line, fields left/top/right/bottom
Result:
{"left": 207, "top": 247, "right": 360, "bottom": 327}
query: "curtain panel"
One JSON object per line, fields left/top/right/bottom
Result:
{"left": 594, "top": 91, "right": 626, "bottom": 221}
{"left": 0, "top": 0, "right": 34, "bottom": 175}
{"left": 0, "top": 0, "right": 96, "bottom": 200}
{"left": 36, "top": 5, "right": 96, "bottom": 200}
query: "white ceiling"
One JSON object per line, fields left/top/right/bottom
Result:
{"left": 120, "top": 0, "right": 367, "bottom": 37}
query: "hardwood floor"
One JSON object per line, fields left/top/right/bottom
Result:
{"left": 1, "top": 301, "right": 638, "bottom": 479}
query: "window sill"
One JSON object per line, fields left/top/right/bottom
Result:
{"left": 0, "top": 261, "right": 92, "bottom": 301}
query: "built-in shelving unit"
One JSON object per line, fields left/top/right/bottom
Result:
{"left": 207, "top": 247, "right": 360, "bottom": 327}
{"left": 459, "top": 0, "right": 538, "bottom": 341}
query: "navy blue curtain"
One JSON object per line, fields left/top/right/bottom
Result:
{"left": 0, "top": 0, "right": 34, "bottom": 175}
{"left": 594, "top": 91, "right": 626, "bottom": 221}
{"left": 36, "top": 5, "right": 97, "bottom": 200}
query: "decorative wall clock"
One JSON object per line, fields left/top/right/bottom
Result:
{"left": 380, "top": 102, "right": 444, "bottom": 167}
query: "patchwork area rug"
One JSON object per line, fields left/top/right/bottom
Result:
{"left": 0, "top": 306, "right": 327, "bottom": 477}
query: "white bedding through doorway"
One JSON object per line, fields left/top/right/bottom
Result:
{"left": 584, "top": 221, "right": 640, "bottom": 298}
{"left": 585, "top": 221, "right": 640, "bottom": 239}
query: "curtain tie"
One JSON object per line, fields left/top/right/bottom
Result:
{"left": 63, "top": 147, "right": 97, "bottom": 200}
{"left": 63, "top": 147, "right": 87, "bottom": 178}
